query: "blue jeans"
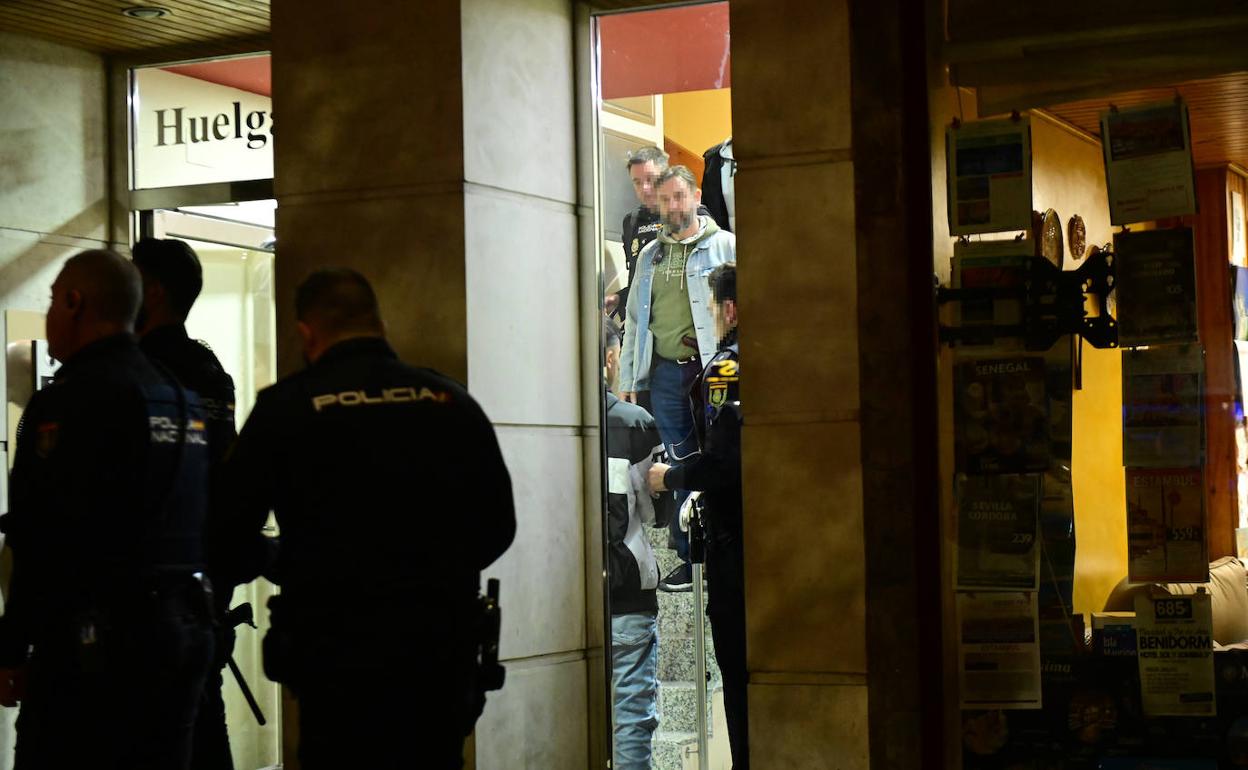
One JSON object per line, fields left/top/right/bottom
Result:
{"left": 649, "top": 357, "right": 696, "bottom": 562}
{"left": 611, "top": 612, "right": 659, "bottom": 769}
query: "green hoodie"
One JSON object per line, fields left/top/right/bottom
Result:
{"left": 649, "top": 215, "right": 721, "bottom": 361}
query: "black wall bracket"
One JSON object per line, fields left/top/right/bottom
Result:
{"left": 937, "top": 249, "right": 1118, "bottom": 352}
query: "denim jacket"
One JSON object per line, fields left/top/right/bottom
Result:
{"left": 620, "top": 223, "right": 736, "bottom": 392}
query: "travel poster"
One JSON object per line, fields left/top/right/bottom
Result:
{"left": 958, "top": 591, "right": 1042, "bottom": 710}
{"left": 1122, "top": 344, "right": 1203, "bottom": 467}
{"left": 947, "top": 116, "right": 1033, "bottom": 236}
{"left": 1114, "top": 228, "right": 1198, "bottom": 347}
{"left": 1101, "top": 100, "right": 1197, "bottom": 225}
{"left": 1125, "top": 468, "right": 1207, "bottom": 584}
{"left": 953, "top": 239, "right": 1030, "bottom": 351}
{"left": 955, "top": 357, "right": 1050, "bottom": 474}
{"left": 956, "top": 474, "right": 1040, "bottom": 591}
{"left": 1134, "top": 591, "right": 1215, "bottom": 717}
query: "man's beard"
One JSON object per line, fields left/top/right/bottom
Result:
{"left": 663, "top": 209, "right": 694, "bottom": 233}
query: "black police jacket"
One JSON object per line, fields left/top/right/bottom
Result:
{"left": 0, "top": 334, "right": 210, "bottom": 665}
{"left": 221, "top": 337, "right": 516, "bottom": 614}
{"left": 663, "top": 336, "right": 742, "bottom": 549}
{"left": 140, "top": 324, "right": 256, "bottom": 592}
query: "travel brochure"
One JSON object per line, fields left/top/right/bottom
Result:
{"left": 1121, "top": 344, "right": 1204, "bottom": 468}
{"left": 1125, "top": 467, "right": 1207, "bottom": 584}
{"left": 952, "top": 240, "right": 1030, "bottom": 351}
{"left": 1114, "top": 228, "right": 1198, "bottom": 347}
{"left": 955, "top": 357, "right": 1050, "bottom": 474}
{"left": 1133, "top": 591, "right": 1215, "bottom": 718}
{"left": 956, "top": 474, "right": 1040, "bottom": 591}
{"left": 947, "top": 116, "right": 1033, "bottom": 236}
{"left": 1101, "top": 100, "right": 1197, "bottom": 226}
{"left": 958, "top": 591, "right": 1043, "bottom": 710}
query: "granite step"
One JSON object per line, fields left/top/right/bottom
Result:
{"left": 657, "top": 681, "right": 717, "bottom": 734}
{"left": 652, "top": 730, "right": 698, "bottom": 770}
{"left": 658, "top": 635, "right": 723, "bottom": 685}
{"left": 658, "top": 587, "right": 716, "bottom": 639}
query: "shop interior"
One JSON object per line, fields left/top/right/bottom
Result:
{"left": 933, "top": 28, "right": 1248, "bottom": 768}
{"left": 596, "top": 4, "right": 735, "bottom": 769}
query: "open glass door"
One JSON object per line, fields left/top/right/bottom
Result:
{"left": 140, "top": 201, "right": 280, "bottom": 769}
{"left": 593, "top": 4, "right": 734, "bottom": 768}
{"left": 123, "top": 49, "right": 282, "bottom": 770}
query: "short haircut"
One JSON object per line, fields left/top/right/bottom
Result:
{"left": 131, "top": 238, "right": 203, "bottom": 319}
{"left": 602, "top": 317, "right": 621, "bottom": 352}
{"left": 709, "top": 262, "right": 736, "bottom": 304}
{"left": 626, "top": 146, "right": 668, "bottom": 171}
{"left": 656, "top": 165, "right": 698, "bottom": 192}
{"left": 60, "top": 249, "right": 143, "bottom": 327}
{"left": 295, "top": 268, "right": 384, "bottom": 334}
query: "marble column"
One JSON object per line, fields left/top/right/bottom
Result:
{"left": 270, "top": 0, "right": 590, "bottom": 767}
{"left": 731, "top": 0, "right": 942, "bottom": 766}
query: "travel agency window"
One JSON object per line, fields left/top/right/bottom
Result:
{"left": 933, "top": 17, "right": 1248, "bottom": 767}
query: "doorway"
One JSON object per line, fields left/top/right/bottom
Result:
{"left": 139, "top": 200, "right": 281, "bottom": 769}
{"left": 593, "top": 4, "right": 735, "bottom": 768}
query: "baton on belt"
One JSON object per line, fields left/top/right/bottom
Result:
{"left": 224, "top": 603, "right": 267, "bottom": 726}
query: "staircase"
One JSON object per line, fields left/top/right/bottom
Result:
{"left": 649, "top": 525, "right": 726, "bottom": 770}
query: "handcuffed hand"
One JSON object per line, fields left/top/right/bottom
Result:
{"left": 648, "top": 462, "right": 670, "bottom": 493}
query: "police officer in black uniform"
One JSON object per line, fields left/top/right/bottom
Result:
{"left": 648, "top": 262, "right": 748, "bottom": 769}
{"left": 0, "top": 249, "right": 215, "bottom": 770}
{"left": 133, "top": 237, "right": 251, "bottom": 770}
{"left": 222, "top": 268, "right": 516, "bottom": 770}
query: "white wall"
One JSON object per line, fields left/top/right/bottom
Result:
{"left": 0, "top": 29, "right": 111, "bottom": 770}
{"left": 0, "top": 31, "right": 109, "bottom": 315}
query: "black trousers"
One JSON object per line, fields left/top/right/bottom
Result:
{"left": 290, "top": 646, "right": 480, "bottom": 770}
{"left": 190, "top": 667, "right": 233, "bottom": 770}
{"left": 707, "top": 538, "right": 749, "bottom": 770}
{"left": 15, "top": 605, "right": 214, "bottom": 770}
{"left": 191, "top": 595, "right": 237, "bottom": 770}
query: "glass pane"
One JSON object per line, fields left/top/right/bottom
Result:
{"left": 596, "top": 4, "right": 737, "bottom": 768}
{"left": 131, "top": 54, "right": 273, "bottom": 190}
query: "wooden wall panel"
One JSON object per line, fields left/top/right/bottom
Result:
{"left": 1048, "top": 74, "right": 1248, "bottom": 171}
{"left": 1188, "top": 167, "right": 1238, "bottom": 559}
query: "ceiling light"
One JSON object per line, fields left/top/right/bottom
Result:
{"left": 122, "top": 6, "right": 171, "bottom": 19}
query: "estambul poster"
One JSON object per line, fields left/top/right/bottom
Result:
{"left": 1125, "top": 467, "right": 1207, "bottom": 584}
